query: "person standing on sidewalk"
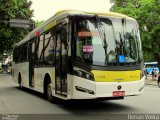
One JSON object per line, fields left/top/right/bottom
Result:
{"left": 143, "top": 69, "right": 148, "bottom": 80}
{"left": 158, "top": 71, "right": 160, "bottom": 87}
{"left": 153, "top": 69, "right": 157, "bottom": 80}
{"left": 151, "top": 69, "right": 154, "bottom": 80}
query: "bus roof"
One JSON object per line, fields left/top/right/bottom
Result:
{"left": 14, "top": 10, "right": 134, "bottom": 47}
{"left": 55, "top": 9, "right": 130, "bottom": 18}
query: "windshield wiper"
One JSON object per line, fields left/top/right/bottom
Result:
{"left": 94, "top": 15, "right": 108, "bottom": 64}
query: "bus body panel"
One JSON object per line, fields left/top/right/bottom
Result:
{"left": 91, "top": 70, "right": 141, "bottom": 82}
{"left": 33, "top": 67, "right": 73, "bottom": 100}
{"left": 34, "top": 67, "right": 56, "bottom": 93}
{"left": 12, "top": 62, "right": 29, "bottom": 87}
{"left": 66, "top": 74, "right": 73, "bottom": 99}
{"left": 71, "top": 75, "right": 145, "bottom": 99}
{"left": 72, "top": 76, "right": 96, "bottom": 99}
{"left": 95, "top": 77, "right": 145, "bottom": 97}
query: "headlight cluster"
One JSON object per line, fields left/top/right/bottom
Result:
{"left": 74, "top": 70, "right": 94, "bottom": 81}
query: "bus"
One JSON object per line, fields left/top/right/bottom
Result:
{"left": 144, "top": 62, "right": 159, "bottom": 75}
{"left": 12, "top": 10, "right": 145, "bottom": 102}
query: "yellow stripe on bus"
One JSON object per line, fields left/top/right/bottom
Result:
{"left": 91, "top": 70, "right": 141, "bottom": 82}
{"left": 45, "top": 20, "right": 56, "bottom": 31}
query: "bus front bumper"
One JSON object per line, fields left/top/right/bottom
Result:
{"left": 71, "top": 76, "right": 145, "bottom": 99}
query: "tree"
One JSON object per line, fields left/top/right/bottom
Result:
{"left": 113, "top": 0, "right": 160, "bottom": 62}
{"left": 35, "top": 20, "right": 44, "bottom": 27}
{"left": 0, "top": 0, "right": 33, "bottom": 56}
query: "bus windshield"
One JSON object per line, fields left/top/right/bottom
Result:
{"left": 75, "top": 16, "right": 142, "bottom": 66}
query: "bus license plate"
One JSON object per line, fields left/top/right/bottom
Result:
{"left": 113, "top": 91, "right": 125, "bottom": 97}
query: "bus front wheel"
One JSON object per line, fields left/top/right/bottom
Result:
{"left": 46, "top": 82, "right": 53, "bottom": 102}
{"left": 44, "top": 76, "right": 58, "bottom": 103}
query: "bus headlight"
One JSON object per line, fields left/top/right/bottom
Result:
{"left": 75, "top": 70, "right": 94, "bottom": 81}
{"left": 86, "top": 73, "right": 94, "bottom": 80}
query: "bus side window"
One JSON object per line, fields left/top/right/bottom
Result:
{"left": 31, "top": 39, "right": 36, "bottom": 66}
{"left": 21, "top": 44, "right": 28, "bottom": 62}
{"left": 56, "top": 34, "right": 61, "bottom": 68}
{"left": 43, "top": 30, "right": 55, "bottom": 66}
{"left": 62, "top": 24, "right": 69, "bottom": 71}
{"left": 38, "top": 35, "right": 44, "bottom": 66}
{"left": 34, "top": 37, "right": 40, "bottom": 66}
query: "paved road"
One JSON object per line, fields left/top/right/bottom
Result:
{"left": 0, "top": 74, "right": 160, "bottom": 120}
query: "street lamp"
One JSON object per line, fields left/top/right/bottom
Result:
{"left": 0, "top": 19, "right": 35, "bottom": 30}
{"left": 10, "top": 19, "right": 35, "bottom": 30}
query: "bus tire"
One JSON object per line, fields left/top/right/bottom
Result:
{"left": 46, "top": 81, "right": 53, "bottom": 102}
{"left": 44, "top": 76, "right": 58, "bottom": 103}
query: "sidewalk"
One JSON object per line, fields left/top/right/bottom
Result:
{"left": 145, "top": 76, "right": 158, "bottom": 86}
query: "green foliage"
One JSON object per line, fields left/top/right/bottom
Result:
{"left": 0, "top": 0, "right": 33, "bottom": 55}
{"left": 113, "top": 0, "right": 160, "bottom": 62}
{"left": 35, "top": 20, "right": 44, "bottom": 27}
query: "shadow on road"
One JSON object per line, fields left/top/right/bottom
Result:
{"left": 58, "top": 100, "right": 135, "bottom": 114}
{"left": 14, "top": 86, "right": 136, "bottom": 114}
{"left": 15, "top": 86, "right": 46, "bottom": 99}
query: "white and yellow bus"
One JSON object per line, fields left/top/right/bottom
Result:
{"left": 12, "top": 10, "right": 145, "bottom": 102}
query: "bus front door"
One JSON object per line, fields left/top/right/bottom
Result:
{"left": 55, "top": 30, "right": 68, "bottom": 97}
{"left": 28, "top": 41, "right": 35, "bottom": 87}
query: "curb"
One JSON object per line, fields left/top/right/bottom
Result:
{"left": 146, "top": 83, "right": 158, "bottom": 86}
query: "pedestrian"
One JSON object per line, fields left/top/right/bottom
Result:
{"left": 158, "top": 71, "right": 160, "bottom": 87}
{"left": 151, "top": 69, "right": 154, "bottom": 80}
{"left": 143, "top": 69, "right": 148, "bottom": 80}
{"left": 153, "top": 69, "right": 157, "bottom": 80}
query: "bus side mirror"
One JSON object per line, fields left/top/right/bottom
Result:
{"left": 62, "top": 18, "right": 69, "bottom": 25}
